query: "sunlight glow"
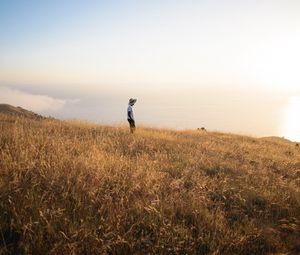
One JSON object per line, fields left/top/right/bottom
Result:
{"left": 283, "top": 96, "right": 300, "bottom": 142}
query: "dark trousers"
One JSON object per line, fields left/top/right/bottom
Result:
{"left": 128, "top": 119, "right": 135, "bottom": 133}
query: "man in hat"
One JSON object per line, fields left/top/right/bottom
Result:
{"left": 127, "top": 98, "right": 137, "bottom": 133}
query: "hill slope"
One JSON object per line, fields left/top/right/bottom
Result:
{"left": 0, "top": 104, "right": 44, "bottom": 119}
{"left": 0, "top": 114, "right": 300, "bottom": 254}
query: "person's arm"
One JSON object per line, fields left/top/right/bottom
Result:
{"left": 130, "top": 109, "right": 134, "bottom": 120}
{"left": 127, "top": 108, "right": 134, "bottom": 120}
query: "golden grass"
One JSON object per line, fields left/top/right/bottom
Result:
{"left": 0, "top": 113, "right": 300, "bottom": 254}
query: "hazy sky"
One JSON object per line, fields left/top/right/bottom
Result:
{"left": 1, "top": 0, "right": 300, "bottom": 140}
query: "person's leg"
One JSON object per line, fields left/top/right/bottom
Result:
{"left": 131, "top": 120, "right": 136, "bottom": 133}
{"left": 128, "top": 119, "right": 135, "bottom": 133}
{"left": 129, "top": 120, "right": 135, "bottom": 133}
{"left": 128, "top": 119, "right": 132, "bottom": 132}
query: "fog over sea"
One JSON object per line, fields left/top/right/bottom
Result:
{"left": 1, "top": 84, "right": 299, "bottom": 141}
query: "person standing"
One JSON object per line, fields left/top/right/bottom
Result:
{"left": 127, "top": 98, "right": 137, "bottom": 133}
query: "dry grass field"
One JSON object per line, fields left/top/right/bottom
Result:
{"left": 0, "top": 113, "right": 300, "bottom": 254}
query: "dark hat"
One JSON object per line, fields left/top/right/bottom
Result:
{"left": 129, "top": 98, "right": 137, "bottom": 104}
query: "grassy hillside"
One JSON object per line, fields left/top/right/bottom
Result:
{"left": 0, "top": 113, "right": 300, "bottom": 254}
{"left": 0, "top": 104, "right": 44, "bottom": 119}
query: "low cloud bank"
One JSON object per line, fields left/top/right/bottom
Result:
{"left": 0, "top": 86, "right": 67, "bottom": 113}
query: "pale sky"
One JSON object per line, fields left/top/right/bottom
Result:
{"left": 1, "top": 0, "right": 300, "bottom": 140}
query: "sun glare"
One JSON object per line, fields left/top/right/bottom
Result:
{"left": 282, "top": 96, "right": 300, "bottom": 142}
